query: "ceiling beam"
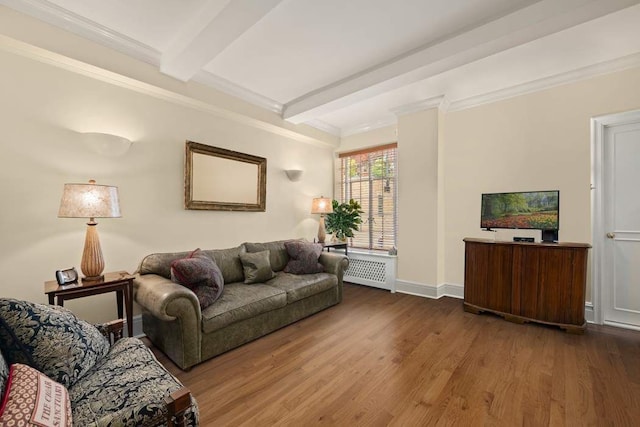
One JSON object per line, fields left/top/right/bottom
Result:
{"left": 160, "top": 0, "right": 283, "bottom": 82}
{"left": 283, "top": 0, "right": 640, "bottom": 124}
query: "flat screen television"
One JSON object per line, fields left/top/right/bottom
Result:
{"left": 481, "top": 190, "right": 559, "bottom": 233}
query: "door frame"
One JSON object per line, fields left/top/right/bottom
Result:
{"left": 591, "top": 109, "right": 640, "bottom": 326}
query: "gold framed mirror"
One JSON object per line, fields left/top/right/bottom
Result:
{"left": 185, "top": 141, "right": 267, "bottom": 211}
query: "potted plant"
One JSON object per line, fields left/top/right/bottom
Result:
{"left": 325, "top": 199, "right": 364, "bottom": 241}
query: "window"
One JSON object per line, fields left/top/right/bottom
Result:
{"left": 334, "top": 143, "right": 397, "bottom": 251}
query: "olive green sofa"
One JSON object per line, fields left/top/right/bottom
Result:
{"left": 134, "top": 240, "right": 349, "bottom": 370}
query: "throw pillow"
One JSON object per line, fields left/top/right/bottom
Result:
{"left": 283, "top": 241, "right": 325, "bottom": 274}
{"left": 170, "top": 248, "right": 224, "bottom": 309}
{"left": 244, "top": 241, "right": 291, "bottom": 272}
{"left": 239, "top": 250, "right": 275, "bottom": 284}
{"left": 0, "top": 299, "right": 110, "bottom": 389}
{"left": 0, "top": 363, "right": 72, "bottom": 427}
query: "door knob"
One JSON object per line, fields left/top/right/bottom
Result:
{"left": 606, "top": 232, "right": 615, "bottom": 239}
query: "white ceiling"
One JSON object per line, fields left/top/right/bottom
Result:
{"left": 3, "top": 0, "right": 640, "bottom": 137}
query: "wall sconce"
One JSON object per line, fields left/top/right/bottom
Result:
{"left": 82, "top": 133, "right": 132, "bottom": 157}
{"left": 285, "top": 169, "right": 303, "bottom": 182}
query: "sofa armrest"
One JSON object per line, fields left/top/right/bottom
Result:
{"left": 134, "top": 274, "right": 202, "bottom": 323}
{"left": 134, "top": 274, "right": 203, "bottom": 370}
{"left": 319, "top": 252, "right": 349, "bottom": 302}
{"left": 165, "top": 387, "right": 193, "bottom": 427}
{"left": 319, "top": 252, "right": 349, "bottom": 277}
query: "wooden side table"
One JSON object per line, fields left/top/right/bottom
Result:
{"left": 44, "top": 271, "right": 134, "bottom": 337}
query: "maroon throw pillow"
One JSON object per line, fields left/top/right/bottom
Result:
{"left": 170, "top": 249, "right": 224, "bottom": 309}
{"left": 283, "top": 241, "right": 324, "bottom": 275}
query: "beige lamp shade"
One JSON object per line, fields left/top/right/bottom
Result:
{"left": 58, "top": 181, "right": 121, "bottom": 219}
{"left": 311, "top": 196, "right": 332, "bottom": 244}
{"left": 58, "top": 180, "right": 121, "bottom": 282}
{"left": 311, "top": 197, "right": 333, "bottom": 214}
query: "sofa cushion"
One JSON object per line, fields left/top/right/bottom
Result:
{"left": 139, "top": 246, "right": 246, "bottom": 285}
{"left": 283, "top": 241, "right": 324, "bottom": 274}
{"left": 0, "top": 299, "right": 109, "bottom": 389}
{"left": 267, "top": 272, "right": 338, "bottom": 303}
{"left": 0, "top": 350, "right": 7, "bottom": 403}
{"left": 171, "top": 248, "right": 224, "bottom": 309}
{"left": 202, "top": 283, "right": 286, "bottom": 333}
{"left": 240, "top": 250, "right": 275, "bottom": 284}
{"left": 244, "top": 240, "right": 292, "bottom": 272}
{"left": 70, "top": 337, "right": 198, "bottom": 427}
{"left": 203, "top": 246, "right": 246, "bottom": 284}
{"left": 0, "top": 363, "right": 72, "bottom": 427}
{"left": 138, "top": 250, "right": 191, "bottom": 279}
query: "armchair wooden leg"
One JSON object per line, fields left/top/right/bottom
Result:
{"left": 165, "top": 387, "right": 192, "bottom": 427}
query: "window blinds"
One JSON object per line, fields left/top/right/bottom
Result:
{"left": 334, "top": 143, "right": 398, "bottom": 251}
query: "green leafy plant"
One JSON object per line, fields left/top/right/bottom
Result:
{"left": 325, "top": 199, "right": 364, "bottom": 240}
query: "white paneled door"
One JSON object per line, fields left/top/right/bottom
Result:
{"left": 601, "top": 118, "right": 640, "bottom": 329}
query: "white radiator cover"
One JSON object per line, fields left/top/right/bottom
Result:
{"left": 342, "top": 250, "right": 397, "bottom": 292}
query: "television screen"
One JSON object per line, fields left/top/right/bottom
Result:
{"left": 481, "top": 190, "right": 559, "bottom": 230}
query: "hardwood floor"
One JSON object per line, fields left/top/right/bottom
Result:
{"left": 148, "top": 283, "right": 640, "bottom": 426}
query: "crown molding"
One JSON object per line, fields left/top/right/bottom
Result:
{"left": 1, "top": 0, "right": 160, "bottom": 65}
{"left": 282, "top": 0, "right": 640, "bottom": 124}
{"left": 303, "top": 119, "right": 341, "bottom": 136}
{"left": 312, "top": 52, "right": 640, "bottom": 138}
{"left": 439, "top": 95, "right": 451, "bottom": 113}
{"left": 340, "top": 118, "right": 398, "bottom": 138}
{"left": 390, "top": 95, "right": 446, "bottom": 117}
{"left": 193, "top": 70, "right": 283, "bottom": 114}
{"left": 339, "top": 95, "right": 445, "bottom": 138}
{"left": 2, "top": 0, "right": 290, "bottom": 116}
{"left": 2, "top": 0, "right": 291, "bottom": 118}
{"left": 5, "top": 0, "right": 640, "bottom": 144}
{"left": 448, "top": 51, "right": 640, "bottom": 112}
{"left": 0, "top": 34, "right": 336, "bottom": 148}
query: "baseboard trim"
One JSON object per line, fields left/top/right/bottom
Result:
{"left": 125, "top": 314, "right": 144, "bottom": 338}
{"left": 603, "top": 320, "right": 640, "bottom": 332}
{"left": 585, "top": 302, "right": 595, "bottom": 324}
{"left": 395, "top": 280, "right": 464, "bottom": 300}
{"left": 442, "top": 283, "right": 464, "bottom": 299}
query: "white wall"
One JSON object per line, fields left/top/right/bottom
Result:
{"left": 0, "top": 6, "right": 337, "bottom": 149}
{"left": 0, "top": 45, "right": 334, "bottom": 323}
{"left": 4, "top": 5, "right": 640, "bottom": 318}
{"left": 443, "top": 67, "right": 640, "bottom": 301}
{"left": 339, "top": 67, "right": 640, "bottom": 303}
{"left": 397, "top": 109, "right": 439, "bottom": 285}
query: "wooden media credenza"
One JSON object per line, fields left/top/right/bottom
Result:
{"left": 463, "top": 238, "right": 591, "bottom": 333}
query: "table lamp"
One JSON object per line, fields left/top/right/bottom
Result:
{"left": 58, "top": 179, "right": 121, "bottom": 281}
{"left": 311, "top": 196, "right": 333, "bottom": 243}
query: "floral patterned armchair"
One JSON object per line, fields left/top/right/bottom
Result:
{"left": 0, "top": 298, "right": 198, "bottom": 426}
